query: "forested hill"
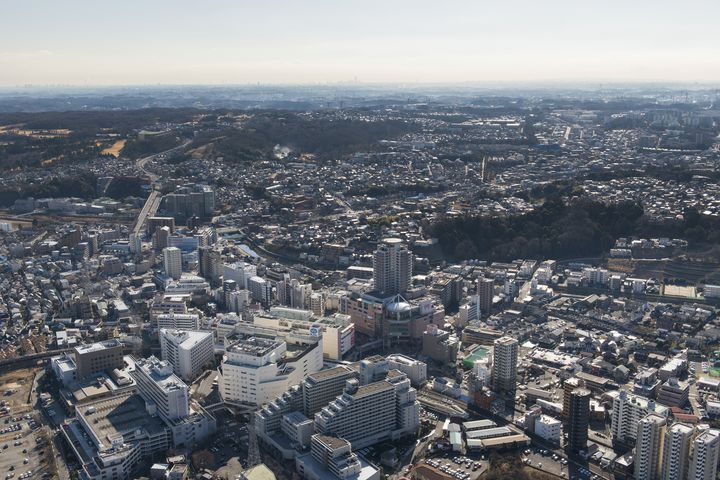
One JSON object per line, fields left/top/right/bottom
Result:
{"left": 427, "top": 198, "right": 645, "bottom": 262}
{"left": 194, "top": 113, "right": 418, "bottom": 164}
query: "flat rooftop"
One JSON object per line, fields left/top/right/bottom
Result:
{"left": 79, "top": 392, "right": 167, "bottom": 447}
{"left": 306, "top": 366, "right": 353, "bottom": 383}
{"left": 355, "top": 381, "right": 394, "bottom": 398}
{"left": 314, "top": 434, "right": 349, "bottom": 450}
{"left": 227, "top": 335, "right": 282, "bottom": 357}
{"left": 475, "top": 433, "right": 530, "bottom": 448}
{"left": 75, "top": 339, "right": 121, "bottom": 354}
{"left": 162, "top": 329, "right": 212, "bottom": 347}
{"left": 55, "top": 355, "right": 76, "bottom": 372}
{"left": 133, "top": 356, "right": 188, "bottom": 393}
{"left": 296, "top": 450, "right": 377, "bottom": 480}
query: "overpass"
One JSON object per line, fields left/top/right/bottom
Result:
{"left": 132, "top": 189, "right": 161, "bottom": 236}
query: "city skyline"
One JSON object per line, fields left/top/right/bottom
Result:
{"left": 2, "top": 0, "right": 719, "bottom": 86}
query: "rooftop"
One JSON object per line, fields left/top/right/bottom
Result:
{"left": 133, "top": 356, "right": 188, "bottom": 393}
{"left": 74, "top": 339, "right": 121, "bottom": 354}
{"left": 314, "top": 434, "right": 350, "bottom": 451}
{"left": 78, "top": 391, "right": 167, "bottom": 449}
{"left": 227, "top": 336, "right": 282, "bottom": 357}
{"left": 354, "top": 381, "right": 394, "bottom": 398}
{"left": 306, "top": 366, "right": 354, "bottom": 383}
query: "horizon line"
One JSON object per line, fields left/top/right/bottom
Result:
{"left": 1, "top": 80, "right": 720, "bottom": 91}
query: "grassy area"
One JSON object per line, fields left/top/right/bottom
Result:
{"left": 100, "top": 139, "right": 126, "bottom": 157}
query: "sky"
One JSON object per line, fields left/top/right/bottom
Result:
{"left": 1, "top": 0, "right": 718, "bottom": 86}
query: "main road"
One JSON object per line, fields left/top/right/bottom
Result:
{"left": 135, "top": 139, "right": 192, "bottom": 182}
{"left": 132, "top": 139, "right": 192, "bottom": 236}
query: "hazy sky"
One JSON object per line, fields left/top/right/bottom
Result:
{"left": 1, "top": 0, "right": 718, "bottom": 86}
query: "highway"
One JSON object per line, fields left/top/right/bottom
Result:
{"left": 131, "top": 140, "right": 191, "bottom": 235}
{"left": 135, "top": 139, "right": 191, "bottom": 182}
{"left": 132, "top": 189, "right": 161, "bottom": 236}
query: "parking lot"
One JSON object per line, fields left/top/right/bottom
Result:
{"left": 421, "top": 453, "right": 488, "bottom": 480}
{"left": 0, "top": 413, "right": 54, "bottom": 479}
{"left": 523, "top": 447, "right": 610, "bottom": 480}
{"left": 522, "top": 448, "right": 568, "bottom": 478}
{"left": 424, "top": 452, "right": 490, "bottom": 480}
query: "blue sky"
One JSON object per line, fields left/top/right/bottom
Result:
{"left": 1, "top": 0, "right": 718, "bottom": 85}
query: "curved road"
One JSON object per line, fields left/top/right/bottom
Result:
{"left": 135, "top": 139, "right": 192, "bottom": 182}
{"left": 132, "top": 139, "right": 192, "bottom": 235}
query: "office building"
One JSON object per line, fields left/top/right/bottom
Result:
{"left": 219, "top": 327, "right": 323, "bottom": 407}
{"left": 128, "top": 356, "right": 216, "bottom": 449}
{"left": 356, "top": 355, "right": 390, "bottom": 385}
{"left": 314, "top": 371, "right": 420, "bottom": 450}
{"left": 491, "top": 336, "right": 518, "bottom": 394}
{"left": 610, "top": 390, "right": 669, "bottom": 444}
{"left": 227, "top": 289, "right": 250, "bottom": 315}
{"left": 461, "top": 326, "right": 503, "bottom": 346}
{"left": 164, "top": 275, "right": 210, "bottom": 295}
{"left": 661, "top": 423, "right": 693, "bottom": 480}
{"left": 257, "top": 309, "right": 356, "bottom": 361}
{"left": 634, "top": 413, "right": 667, "bottom": 480}
{"left": 163, "top": 247, "right": 182, "bottom": 280}
{"left": 704, "top": 284, "right": 720, "bottom": 299}
{"left": 63, "top": 391, "right": 171, "bottom": 480}
{"left": 129, "top": 233, "right": 142, "bottom": 255}
{"left": 372, "top": 238, "right": 412, "bottom": 295}
{"left": 155, "top": 225, "right": 171, "bottom": 251}
{"left": 567, "top": 388, "right": 591, "bottom": 453}
{"left": 159, "top": 329, "right": 214, "bottom": 381}
{"left": 130, "top": 356, "right": 189, "bottom": 420}
{"left": 74, "top": 339, "right": 124, "bottom": 380}
{"left": 280, "top": 410, "right": 315, "bottom": 451}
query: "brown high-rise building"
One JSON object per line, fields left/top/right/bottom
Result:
{"left": 74, "top": 339, "right": 124, "bottom": 380}
{"left": 477, "top": 277, "right": 494, "bottom": 316}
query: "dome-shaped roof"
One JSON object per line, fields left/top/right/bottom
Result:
{"left": 387, "top": 301, "right": 412, "bottom": 314}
